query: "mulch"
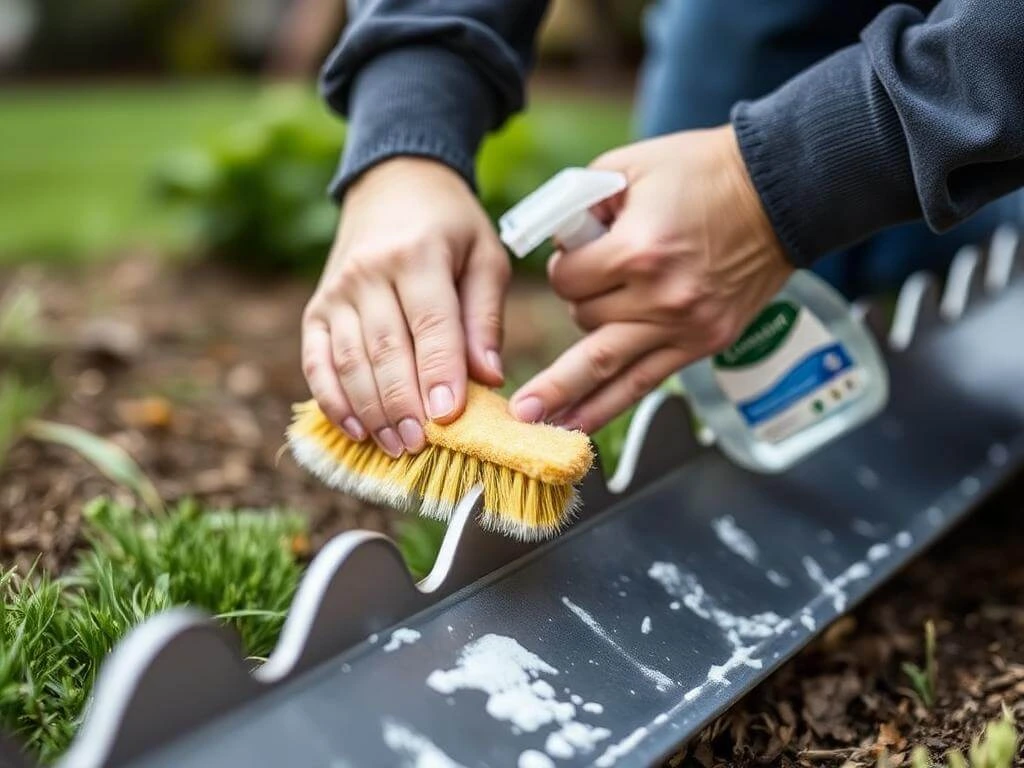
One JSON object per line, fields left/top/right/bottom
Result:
{"left": 1, "top": 256, "right": 1022, "bottom": 766}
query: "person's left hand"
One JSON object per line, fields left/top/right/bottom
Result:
{"left": 510, "top": 124, "right": 793, "bottom": 433}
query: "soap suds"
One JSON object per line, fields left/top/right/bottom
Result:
{"left": 856, "top": 466, "right": 880, "bottom": 490}
{"left": 382, "top": 720, "right": 466, "bottom": 768}
{"left": 852, "top": 519, "right": 879, "bottom": 537}
{"left": 641, "top": 616, "right": 652, "bottom": 634}
{"left": 594, "top": 726, "right": 648, "bottom": 768}
{"left": 960, "top": 476, "right": 981, "bottom": 496}
{"left": 561, "top": 597, "right": 674, "bottom": 690}
{"left": 926, "top": 506, "right": 944, "bottom": 525}
{"left": 544, "top": 721, "right": 612, "bottom": 760}
{"left": 517, "top": 751, "right": 554, "bottom": 768}
{"left": 895, "top": 531, "right": 912, "bottom": 548}
{"left": 368, "top": 633, "right": 379, "bottom": 644}
{"left": 426, "top": 634, "right": 572, "bottom": 732}
{"left": 669, "top": 601, "right": 681, "bottom": 611}
{"left": 800, "top": 610, "right": 816, "bottom": 631}
{"left": 803, "top": 557, "right": 871, "bottom": 612}
{"left": 710, "top": 516, "right": 759, "bottom": 564}
{"left": 766, "top": 570, "right": 791, "bottom": 588}
{"left": 867, "top": 543, "right": 891, "bottom": 562}
{"left": 426, "top": 634, "right": 611, "bottom": 762}
{"left": 384, "top": 628, "right": 421, "bottom": 652}
{"left": 989, "top": 443, "right": 1009, "bottom": 466}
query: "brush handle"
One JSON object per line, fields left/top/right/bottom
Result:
{"left": 555, "top": 209, "right": 608, "bottom": 252}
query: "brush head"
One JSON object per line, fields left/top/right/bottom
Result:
{"left": 287, "top": 383, "right": 594, "bottom": 540}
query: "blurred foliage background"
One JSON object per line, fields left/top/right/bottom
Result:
{"left": 0, "top": 0, "right": 642, "bottom": 270}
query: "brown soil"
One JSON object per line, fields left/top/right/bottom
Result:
{"left": 1, "top": 257, "right": 1022, "bottom": 766}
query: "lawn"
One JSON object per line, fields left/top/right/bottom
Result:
{"left": 0, "top": 80, "right": 632, "bottom": 262}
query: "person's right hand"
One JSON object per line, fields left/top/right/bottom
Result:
{"left": 302, "top": 157, "right": 510, "bottom": 457}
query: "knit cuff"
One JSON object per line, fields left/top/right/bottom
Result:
{"left": 321, "top": 45, "right": 500, "bottom": 201}
{"left": 730, "top": 44, "right": 922, "bottom": 267}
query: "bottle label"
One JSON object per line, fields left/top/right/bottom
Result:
{"left": 712, "top": 301, "right": 866, "bottom": 444}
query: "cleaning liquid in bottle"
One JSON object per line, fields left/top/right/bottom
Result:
{"left": 499, "top": 167, "right": 889, "bottom": 473}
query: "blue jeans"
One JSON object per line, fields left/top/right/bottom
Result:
{"left": 635, "top": 0, "right": 1021, "bottom": 297}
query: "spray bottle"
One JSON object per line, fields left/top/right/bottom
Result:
{"left": 498, "top": 168, "right": 889, "bottom": 473}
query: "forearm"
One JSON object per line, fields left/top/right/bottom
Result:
{"left": 320, "top": 0, "right": 551, "bottom": 199}
{"left": 732, "top": 0, "right": 1024, "bottom": 266}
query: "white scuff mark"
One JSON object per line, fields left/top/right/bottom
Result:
{"left": 766, "top": 570, "right": 791, "bottom": 588}
{"left": 960, "top": 476, "right": 981, "bottom": 496}
{"left": 617, "top": 590, "right": 627, "bottom": 597}
{"left": 989, "top": 443, "right": 1009, "bottom": 466}
{"left": 583, "top": 702, "right": 604, "bottom": 714}
{"left": 867, "top": 543, "right": 891, "bottom": 562}
{"left": 382, "top": 719, "right": 467, "bottom": 768}
{"left": 368, "top": 633, "right": 379, "bottom": 644}
{"left": 852, "top": 519, "right": 879, "bottom": 537}
{"left": 560, "top": 597, "right": 674, "bottom": 690}
{"left": 856, "top": 466, "right": 880, "bottom": 490}
{"left": 641, "top": 616, "right": 652, "bottom": 635}
{"left": 544, "top": 721, "right": 612, "bottom": 760}
{"left": 384, "top": 628, "right": 421, "bottom": 652}
{"left": 710, "top": 515, "right": 759, "bottom": 565}
{"left": 594, "top": 726, "right": 649, "bottom": 768}
{"left": 653, "top": 713, "right": 669, "bottom": 725}
{"left": 895, "top": 531, "right": 912, "bottom": 548}
{"left": 800, "top": 610, "right": 816, "bottom": 631}
{"left": 802, "top": 557, "right": 871, "bottom": 612}
{"left": 426, "top": 634, "right": 572, "bottom": 732}
{"left": 520, "top": 753, "right": 552, "bottom": 768}
{"left": 518, "top": 750, "right": 554, "bottom": 768}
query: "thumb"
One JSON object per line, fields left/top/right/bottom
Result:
{"left": 459, "top": 245, "right": 510, "bottom": 386}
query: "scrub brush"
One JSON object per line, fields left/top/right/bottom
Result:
{"left": 287, "top": 382, "right": 593, "bottom": 540}
{"left": 289, "top": 168, "right": 628, "bottom": 540}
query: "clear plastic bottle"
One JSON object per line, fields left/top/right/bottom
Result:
{"left": 500, "top": 168, "right": 890, "bottom": 473}
{"left": 677, "top": 270, "right": 889, "bottom": 472}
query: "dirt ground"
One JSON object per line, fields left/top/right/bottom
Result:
{"left": 1, "top": 257, "right": 1022, "bottom": 766}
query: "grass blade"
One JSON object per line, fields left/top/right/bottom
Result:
{"left": 23, "top": 420, "right": 163, "bottom": 514}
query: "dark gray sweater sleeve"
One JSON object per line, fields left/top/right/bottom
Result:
{"left": 320, "top": 0, "right": 550, "bottom": 200}
{"left": 732, "top": 0, "right": 1024, "bottom": 266}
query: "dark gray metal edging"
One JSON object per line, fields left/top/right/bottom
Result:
{"left": 4, "top": 225, "right": 1010, "bottom": 768}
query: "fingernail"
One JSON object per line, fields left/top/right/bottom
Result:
{"left": 513, "top": 396, "right": 544, "bottom": 423}
{"left": 375, "top": 427, "right": 404, "bottom": 458}
{"left": 342, "top": 417, "right": 366, "bottom": 441}
{"left": 428, "top": 385, "right": 455, "bottom": 420}
{"left": 486, "top": 350, "right": 503, "bottom": 377}
{"left": 397, "top": 418, "right": 425, "bottom": 452}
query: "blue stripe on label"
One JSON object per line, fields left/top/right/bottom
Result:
{"left": 736, "top": 343, "right": 854, "bottom": 426}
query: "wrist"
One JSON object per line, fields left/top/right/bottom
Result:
{"left": 717, "top": 124, "right": 792, "bottom": 273}
{"left": 344, "top": 156, "right": 473, "bottom": 205}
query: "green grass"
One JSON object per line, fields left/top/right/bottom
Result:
{"left": 0, "top": 498, "right": 304, "bottom": 763}
{"left": 0, "top": 80, "right": 630, "bottom": 263}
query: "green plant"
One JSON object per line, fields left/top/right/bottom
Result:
{"left": 902, "top": 619, "right": 938, "bottom": 708}
{"left": 0, "top": 374, "right": 49, "bottom": 466}
{"left": 0, "top": 286, "right": 47, "bottom": 348}
{"left": 0, "top": 499, "right": 305, "bottom": 763}
{"left": 395, "top": 517, "right": 449, "bottom": 581}
{"left": 152, "top": 89, "right": 343, "bottom": 274}
{"left": 892, "top": 709, "right": 1018, "bottom": 768}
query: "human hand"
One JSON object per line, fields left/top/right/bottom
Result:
{"left": 302, "top": 158, "right": 510, "bottom": 457}
{"left": 510, "top": 125, "right": 792, "bottom": 433}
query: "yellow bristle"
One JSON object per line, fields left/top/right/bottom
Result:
{"left": 286, "top": 382, "right": 593, "bottom": 540}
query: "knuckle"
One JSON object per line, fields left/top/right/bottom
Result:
{"left": 625, "top": 241, "right": 665, "bottom": 276}
{"left": 585, "top": 341, "right": 619, "bottom": 381}
{"left": 661, "top": 279, "right": 701, "bottom": 312}
{"left": 302, "top": 357, "right": 320, "bottom": 380}
{"left": 333, "top": 342, "right": 363, "bottom": 378}
{"left": 367, "top": 331, "right": 402, "bottom": 367}
{"left": 378, "top": 380, "right": 413, "bottom": 414}
{"left": 410, "top": 309, "right": 450, "bottom": 338}
{"left": 417, "top": 344, "right": 456, "bottom": 379}
{"left": 353, "top": 399, "right": 383, "bottom": 425}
